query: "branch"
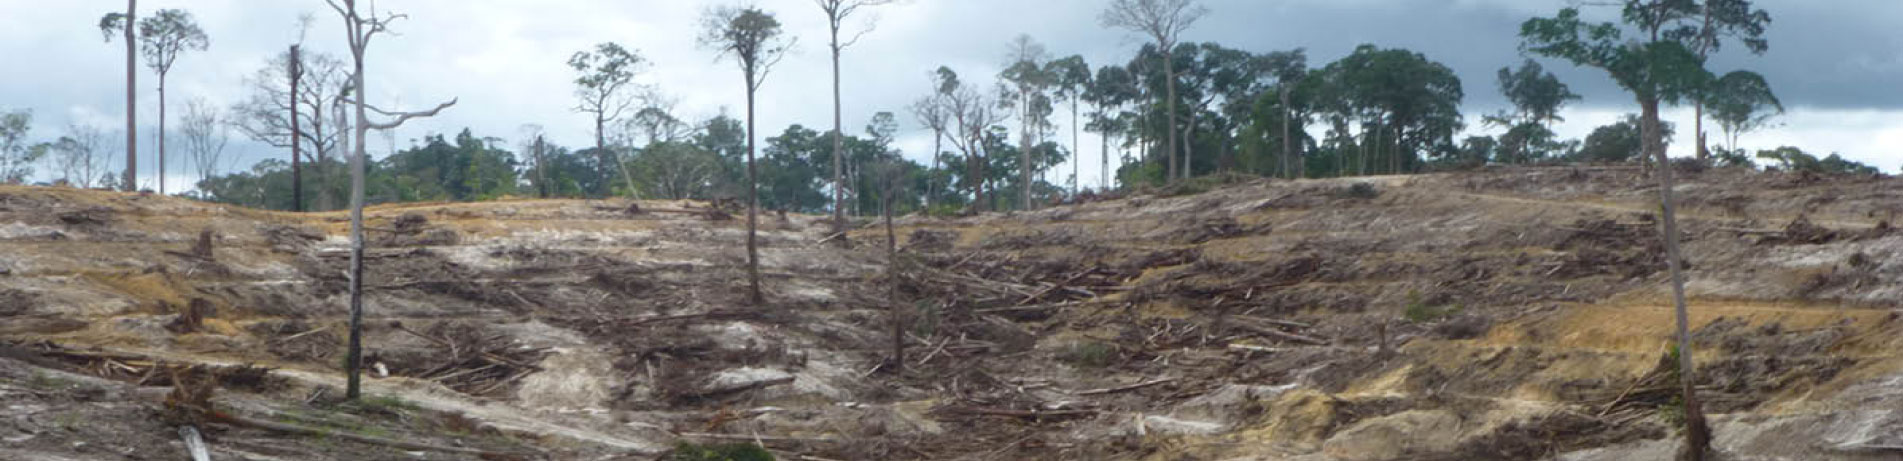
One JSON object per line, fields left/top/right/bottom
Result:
{"left": 347, "top": 98, "right": 458, "bottom": 130}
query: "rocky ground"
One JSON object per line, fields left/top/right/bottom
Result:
{"left": 2, "top": 166, "right": 1902, "bottom": 460}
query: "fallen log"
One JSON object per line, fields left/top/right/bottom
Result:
{"left": 945, "top": 406, "right": 1097, "bottom": 419}
{"left": 206, "top": 409, "right": 529, "bottom": 458}
{"left": 687, "top": 376, "right": 796, "bottom": 400}
{"left": 1232, "top": 322, "right": 1329, "bottom": 346}
{"left": 1077, "top": 378, "right": 1174, "bottom": 396}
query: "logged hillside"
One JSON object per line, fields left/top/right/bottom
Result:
{"left": 3, "top": 167, "right": 1903, "bottom": 460}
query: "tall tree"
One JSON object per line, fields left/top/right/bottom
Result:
{"left": 103, "top": 9, "right": 208, "bottom": 195}
{"left": 568, "top": 42, "right": 648, "bottom": 198}
{"left": 1310, "top": 45, "right": 1463, "bottom": 175}
{"left": 1681, "top": 0, "right": 1771, "bottom": 160}
{"left": 1488, "top": 59, "right": 1579, "bottom": 163}
{"left": 1084, "top": 65, "right": 1137, "bottom": 188}
{"left": 1522, "top": 3, "right": 1743, "bottom": 457}
{"left": 702, "top": 5, "right": 793, "bottom": 305}
{"left": 1704, "top": 70, "right": 1780, "bottom": 156}
{"left": 1047, "top": 55, "right": 1091, "bottom": 195}
{"left": 324, "top": 0, "right": 457, "bottom": 400}
{"left": 1266, "top": 49, "right": 1309, "bottom": 178}
{"left": 519, "top": 124, "right": 551, "bottom": 198}
{"left": 936, "top": 68, "right": 1008, "bottom": 211}
{"left": 48, "top": 124, "right": 111, "bottom": 188}
{"left": 815, "top": 0, "right": 894, "bottom": 236}
{"left": 179, "top": 97, "right": 229, "bottom": 189}
{"left": 0, "top": 110, "right": 39, "bottom": 184}
{"left": 909, "top": 70, "right": 956, "bottom": 210}
{"left": 1102, "top": 0, "right": 1206, "bottom": 183}
{"left": 98, "top": 1, "right": 137, "bottom": 191}
{"left": 231, "top": 47, "right": 348, "bottom": 210}
{"left": 1000, "top": 35, "right": 1052, "bottom": 210}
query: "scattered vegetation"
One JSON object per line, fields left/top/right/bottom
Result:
{"left": 1403, "top": 290, "right": 1461, "bottom": 323}
{"left": 1056, "top": 340, "right": 1120, "bottom": 368}
{"left": 664, "top": 442, "right": 776, "bottom": 461}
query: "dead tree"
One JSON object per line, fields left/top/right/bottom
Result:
{"left": 99, "top": 0, "right": 137, "bottom": 191}
{"left": 875, "top": 159, "right": 907, "bottom": 369}
{"left": 815, "top": 0, "right": 895, "bottom": 236}
{"left": 289, "top": 45, "right": 302, "bottom": 211}
{"left": 325, "top": 0, "right": 456, "bottom": 400}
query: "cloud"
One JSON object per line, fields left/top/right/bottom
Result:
{"left": 1, "top": 0, "right": 1897, "bottom": 190}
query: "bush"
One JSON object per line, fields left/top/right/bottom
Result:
{"left": 1338, "top": 182, "right": 1380, "bottom": 200}
{"left": 1402, "top": 290, "right": 1461, "bottom": 323}
{"left": 665, "top": 442, "right": 775, "bottom": 461}
{"left": 1055, "top": 340, "right": 1119, "bottom": 369}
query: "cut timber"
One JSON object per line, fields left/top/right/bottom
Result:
{"left": 689, "top": 376, "right": 795, "bottom": 400}
{"left": 1228, "top": 319, "right": 1328, "bottom": 346}
{"left": 205, "top": 409, "right": 529, "bottom": 458}
{"left": 945, "top": 406, "right": 1097, "bottom": 419}
{"left": 1078, "top": 378, "right": 1175, "bottom": 396}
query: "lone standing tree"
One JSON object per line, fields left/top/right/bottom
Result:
{"left": 324, "top": 0, "right": 457, "bottom": 400}
{"left": 1522, "top": 1, "right": 1768, "bottom": 457}
{"left": 1102, "top": 0, "right": 1206, "bottom": 183}
{"left": 814, "top": 0, "right": 894, "bottom": 236}
{"left": 568, "top": 42, "right": 647, "bottom": 198}
{"left": 97, "top": 0, "right": 137, "bottom": 191}
{"left": 702, "top": 5, "right": 793, "bottom": 305}
{"left": 103, "top": 8, "right": 208, "bottom": 196}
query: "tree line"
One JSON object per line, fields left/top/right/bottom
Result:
{"left": 1, "top": 1, "right": 1884, "bottom": 215}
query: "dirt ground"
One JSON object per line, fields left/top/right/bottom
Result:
{"left": 4, "top": 166, "right": 1903, "bottom": 460}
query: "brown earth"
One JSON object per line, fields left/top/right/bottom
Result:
{"left": 2, "top": 166, "right": 1902, "bottom": 460}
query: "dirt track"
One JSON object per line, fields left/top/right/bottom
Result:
{"left": 3, "top": 166, "right": 1903, "bottom": 460}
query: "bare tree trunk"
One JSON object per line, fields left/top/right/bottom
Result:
{"left": 1070, "top": 99, "right": 1079, "bottom": 196}
{"left": 534, "top": 136, "right": 548, "bottom": 198}
{"left": 1280, "top": 88, "right": 1292, "bottom": 179}
{"left": 123, "top": 0, "right": 137, "bottom": 192}
{"left": 1100, "top": 125, "right": 1109, "bottom": 190}
{"left": 290, "top": 45, "right": 303, "bottom": 212}
{"left": 159, "top": 76, "right": 167, "bottom": 195}
{"left": 344, "top": 39, "right": 368, "bottom": 401}
{"left": 926, "top": 130, "right": 941, "bottom": 210}
{"left": 745, "top": 73, "right": 763, "bottom": 305}
{"left": 1183, "top": 112, "right": 1196, "bottom": 179}
{"left": 830, "top": 32, "right": 846, "bottom": 236}
{"left": 1019, "top": 88, "right": 1032, "bottom": 211}
{"left": 1693, "top": 102, "right": 1709, "bottom": 161}
{"left": 1162, "top": 48, "right": 1179, "bottom": 183}
{"left": 884, "top": 196, "right": 901, "bottom": 368}
{"left": 1643, "top": 97, "right": 1710, "bottom": 461}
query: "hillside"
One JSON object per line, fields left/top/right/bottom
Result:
{"left": 3, "top": 166, "right": 1902, "bottom": 460}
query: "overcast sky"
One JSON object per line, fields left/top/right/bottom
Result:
{"left": 3, "top": 0, "right": 1900, "bottom": 190}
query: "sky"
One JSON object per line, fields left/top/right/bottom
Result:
{"left": 2, "top": 0, "right": 1900, "bottom": 191}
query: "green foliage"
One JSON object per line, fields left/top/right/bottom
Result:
{"left": 1307, "top": 44, "right": 1465, "bottom": 175}
{"left": 1339, "top": 182, "right": 1380, "bottom": 200}
{"left": 1056, "top": 340, "right": 1120, "bottom": 369}
{"left": 665, "top": 442, "right": 775, "bottom": 461}
{"left": 1571, "top": 115, "right": 1673, "bottom": 163}
{"left": 1403, "top": 290, "right": 1461, "bottom": 323}
{"left": 0, "top": 109, "right": 39, "bottom": 184}
{"left": 1706, "top": 70, "right": 1782, "bottom": 152}
{"left": 1755, "top": 147, "right": 1879, "bottom": 175}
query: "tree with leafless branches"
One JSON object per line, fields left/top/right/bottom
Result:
{"left": 324, "top": 0, "right": 458, "bottom": 401}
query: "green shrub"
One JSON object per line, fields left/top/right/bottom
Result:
{"left": 1339, "top": 182, "right": 1380, "bottom": 200}
{"left": 1402, "top": 290, "right": 1461, "bottom": 323}
{"left": 665, "top": 442, "right": 775, "bottom": 461}
{"left": 1056, "top": 340, "right": 1119, "bottom": 369}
